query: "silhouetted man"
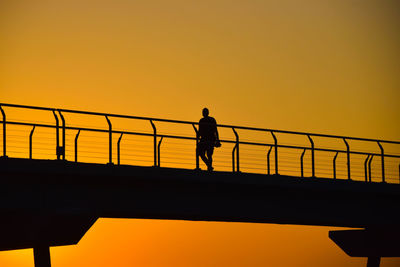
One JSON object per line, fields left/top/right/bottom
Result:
{"left": 197, "top": 108, "right": 221, "bottom": 171}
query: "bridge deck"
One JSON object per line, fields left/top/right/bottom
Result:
{"left": 1, "top": 157, "right": 400, "bottom": 251}
{"left": 1, "top": 157, "right": 399, "bottom": 226}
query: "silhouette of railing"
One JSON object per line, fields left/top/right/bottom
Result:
{"left": 1, "top": 103, "right": 400, "bottom": 183}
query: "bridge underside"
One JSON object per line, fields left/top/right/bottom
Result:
{"left": 0, "top": 157, "right": 399, "bottom": 263}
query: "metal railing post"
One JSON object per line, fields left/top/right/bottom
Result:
{"left": 57, "top": 110, "right": 66, "bottom": 160}
{"left": 377, "top": 142, "right": 385, "bottom": 183}
{"left": 29, "top": 126, "right": 35, "bottom": 159}
{"left": 267, "top": 146, "right": 272, "bottom": 175}
{"left": 232, "top": 144, "right": 237, "bottom": 172}
{"left": 364, "top": 154, "right": 371, "bottom": 182}
{"left": 117, "top": 133, "right": 123, "bottom": 165}
{"left": 307, "top": 135, "right": 315, "bottom": 177}
{"left": 74, "top": 130, "right": 80, "bottom": 162}
{"left": 343, "top": 138, "right": 351, "bottom": 180}
{"left": 150, "top": 120, "right": 157, "bottom": 167}
{"left": 0, "top": 105, "right": 6, "bottom": 157}
{"left": 52, "top": 110, "right": 60, "bottom": 160}
{"left": 105, "top": 116, "right": 113, "bottom": 164}
{"left": 300, "top": 149, "right": 306, "bottom": 178}
{"left": 192, "top": 124, "right": 199, "bottom": 170}
{"left": 157, "top": 137, "right": 163, "bottom": 167}
{"left": 333, "top": 152, "right": 338, "bottom": 179}
{"left": 271, "top": 131, "right": 278, "bottom": 175}
{"left": 368, "top": 155, "right": 374, "bottom": 182}
{"left": 232, "top": 127, "right": 239, "bottom": 172}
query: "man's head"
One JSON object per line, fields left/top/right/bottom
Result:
{"left": 202, "top": 108, "right": 209, "bottom": 117}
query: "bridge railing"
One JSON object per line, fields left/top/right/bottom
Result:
{"left": 1, "top": 103, "right": 400, "bottom": 183}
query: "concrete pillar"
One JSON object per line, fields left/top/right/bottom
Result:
{"left": 33, "top": 246, "right": 51, "bottom": 267}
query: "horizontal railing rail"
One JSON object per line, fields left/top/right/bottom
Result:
{"left": 1, "top": 103, "right": 400, "bottom": 183}
{"left": 2, "top": 102, "right": 400, "bottom": 144}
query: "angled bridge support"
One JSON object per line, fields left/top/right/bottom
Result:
{"left": 329, "top": 228, "right": 400, "bottom": 267}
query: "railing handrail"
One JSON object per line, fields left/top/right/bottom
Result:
{"left": 1, "top": 102, "right": 399, "bottom": 183}
{"left": 1, "top": 102, "right": 399, "bottom": 145}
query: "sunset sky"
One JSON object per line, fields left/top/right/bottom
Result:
{"left": 1, "top": 0, "right": 400, "bottom": 266}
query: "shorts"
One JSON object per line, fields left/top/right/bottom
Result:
{"left": 197, "top": 140, "right": 214, "bottom": 154}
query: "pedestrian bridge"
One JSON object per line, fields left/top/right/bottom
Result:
{"left": 0, "top": 103, "right": 399, "bottom": 267}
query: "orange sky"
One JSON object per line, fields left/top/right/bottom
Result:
{"left": 1, "top": 0, "right": 400, "bottom": 266}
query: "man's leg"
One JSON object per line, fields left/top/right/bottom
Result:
{"left": 206, "top": 146, "right": 214, "bottom": 171}
{"left": 197, "top": 143, "right": 209, "bottom": 168}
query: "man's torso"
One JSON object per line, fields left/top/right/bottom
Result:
{"left": 199, "top": 116, "right": 217, "bottom": 142}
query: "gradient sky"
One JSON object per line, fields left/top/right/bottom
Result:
{"left": 1, "top": 0, "right": 400, "bottom": 266}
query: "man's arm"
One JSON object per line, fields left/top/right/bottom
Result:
{"left": 214, "top": 118, "right": 221, "bottom": 147}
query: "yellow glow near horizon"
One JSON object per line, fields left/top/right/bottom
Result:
{"left": 1, "top": 1, "right": 400, "bottom": 266}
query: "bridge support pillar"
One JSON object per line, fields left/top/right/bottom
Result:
{"left": 367, "top": 257, "right": 380, "bottom": 267}
{"left": 34, "top": 246, "right": 51, "bottom": 267}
